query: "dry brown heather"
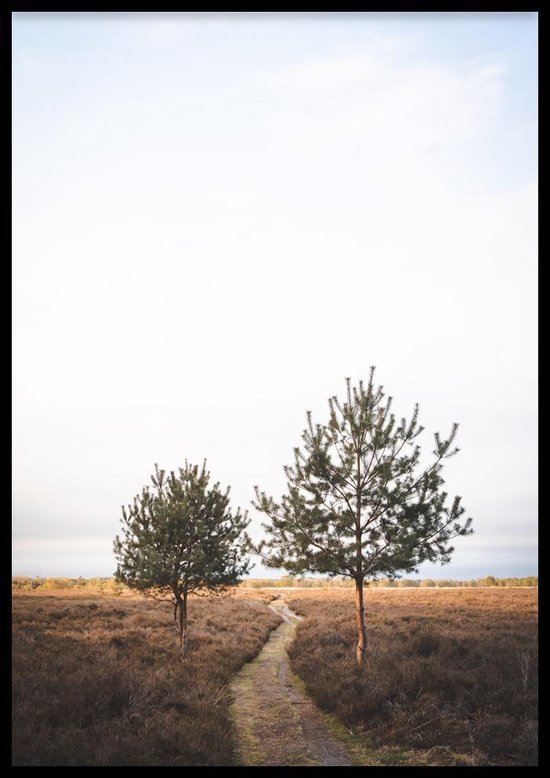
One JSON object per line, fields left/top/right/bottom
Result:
{"left": 285, "top": 587, "right": 538, "bottom": 766}
{"left": 12, "top": 590, "right": 280, "bottom": 766}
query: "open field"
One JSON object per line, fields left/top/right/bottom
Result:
{"left": 286, "top": 588, "right": 538, "bottom": 766}
{"left": 12, "top": 590, "right": 280, "bottom": 766}
{"left": 12, "top": 586, "right": 537, "bottom": 766}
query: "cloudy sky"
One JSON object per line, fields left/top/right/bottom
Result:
{"left": 12, "top": 12, "right": 537, "bottom": 579}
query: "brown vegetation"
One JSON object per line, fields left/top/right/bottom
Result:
{"left": 12, "top": 584, "right": 537, "bottom": 766}
{"left": 285, "top": 588, "right": 537, "bottom": 766}
{"left": 12, "top": 591, "right": 280, "bottom": 766}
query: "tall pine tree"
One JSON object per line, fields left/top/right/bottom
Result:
{"left": 114, "top": 461, "right": 250, "bottom": 656}
{"left": 253, "top": 368, "right": 473, "bottom": 666}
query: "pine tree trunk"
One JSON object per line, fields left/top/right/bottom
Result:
{"left": 354, "top": 445, "right": 367, "bottom": 667}
{"left": 178, "top": 590, "right": 189, "bottom": 657}
{"left": 355, "top": 578, "right": 367, "bottom": 667}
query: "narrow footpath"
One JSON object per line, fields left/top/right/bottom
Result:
{"left": 231, "top": 598, "right": 353, "bottom": 767}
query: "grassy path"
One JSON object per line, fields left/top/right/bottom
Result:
{"left": 230, "top": 598, "right": 353, "bottom": 767}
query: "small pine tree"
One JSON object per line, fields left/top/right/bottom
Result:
{"left": 114, "top": 461, "right": 251, "bottom": 656}
{"left": 253, "top": 368, "right": 473, "bottom": 666}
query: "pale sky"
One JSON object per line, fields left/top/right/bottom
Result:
{"left": 12, "top": 12, "right": 537, "bottom": 579}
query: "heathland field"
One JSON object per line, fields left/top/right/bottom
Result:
{"left": 12, "top": 586, "right": 537, "bottom": 766}
{"left": 286, "top": 588, "right": 538, "bottom": 766}
{"left": 12, "top": 590, "right": 280, "bottom": 766}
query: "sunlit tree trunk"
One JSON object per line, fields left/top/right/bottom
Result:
{"left": 175, "top": 590, "right": 189, "bottom": 657}
{"left": 355, "top": 445, "right": 367, "bottom": 667}
{"left": 355, "top": 578, "right": 367, "bottom": 666}
{"left": 182, "top": 590, "right": 189, "bottom": 657}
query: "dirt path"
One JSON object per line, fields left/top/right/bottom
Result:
{"left": 230, "top": 598, "right": 353, "bottom": 766}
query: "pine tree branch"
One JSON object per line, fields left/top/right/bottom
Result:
{"left": 364, "top": 453, "right": 445, "bottom": 529}
{"left": 284, "top": 513, "right": 356, "bottom": 578}
{"left": 362, "top": 540, "right": 392, "bottom": 573}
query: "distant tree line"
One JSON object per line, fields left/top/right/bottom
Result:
{"left": 12, "top": 574, "right": 538, "bottom": 592}
{"left": 11, "top": 577, "right": 126, "bottom": 593}
{"left": 239, "top": 575, "right": 538, "bottom": 589}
